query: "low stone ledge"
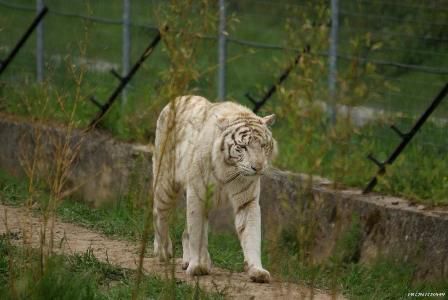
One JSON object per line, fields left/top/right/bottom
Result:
{"left": 0, "top": 114, "right": 151, "bottom": 206}
{"left": 260, "top": 173, "right": 448, "bottom": 279}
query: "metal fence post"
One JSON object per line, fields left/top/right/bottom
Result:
{"left": 36, "top": 0, "right": 44, "bottom": 82}
{"left": 122, "top": 0, "right": 131, "bottom": 110}
{"left": 328, "top": 0, "right": 339, "bottom": 124}
{"left": 217, "top": 0, "right": 227, "bottom": 101}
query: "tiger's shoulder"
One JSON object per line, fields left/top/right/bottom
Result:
{"left": 176, "top": 95, "right": 210, "bottom": 107}
{"left": 172, "top": 96, "right": 255, "bottom": 132}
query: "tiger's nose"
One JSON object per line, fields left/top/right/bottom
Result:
{"left": 251, "top": 163, "right": 263, "bottom": 172}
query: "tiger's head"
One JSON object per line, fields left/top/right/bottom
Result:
{"left": 216, "top": 113, "right": 277, "bottom": 177}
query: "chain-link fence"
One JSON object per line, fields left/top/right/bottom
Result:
{"left": 1, "top": 0, "right": 447, "bottom": 148}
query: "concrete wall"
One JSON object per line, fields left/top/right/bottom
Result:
{"left": 0, "top": 114, "right": 151, "bottom": 206}
{"left": 260, "top": 172, "right": 448, "bottom": 279}
{"left": 0, "top": 113, "right": 447, "bottom": 280}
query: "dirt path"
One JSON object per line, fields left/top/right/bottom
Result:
{"left": 0, "top": 204, "right": 343, "bottom": 300}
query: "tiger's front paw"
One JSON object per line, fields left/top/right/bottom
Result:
{"left": 248, "top": 266, "right": 271, "bottom": 283}
{"left": 181, "top": 261, "right": 189, "bottom": 270}
{"left": 185, "top": 258, "right": 211, "bottom": 276}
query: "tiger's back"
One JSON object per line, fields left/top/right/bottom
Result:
{"left": 152, "top": 95, "right": 211, "bottom": 189}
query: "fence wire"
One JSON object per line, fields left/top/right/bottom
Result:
{"left": 0, "top": 0, "right": 447, "bottom": 150}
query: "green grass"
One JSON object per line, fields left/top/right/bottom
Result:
{"left": 1, "top": 169, "right": 447, "bottom": 299}
{"left": 269, "top": 215, "right": 448, "bottom": 299}
{"left": 0, "top": 2, "right": 447, "bottom": 203}
{"left": 0, "top": 235, "right": 223, "bottom": 300}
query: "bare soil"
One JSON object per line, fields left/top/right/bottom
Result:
{"left": 0, "top": 204, "right": 343, "bottom": 300}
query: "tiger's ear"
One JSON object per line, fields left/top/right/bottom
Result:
{"left": 262, "top": 114, "right": 276, "bottom": 126}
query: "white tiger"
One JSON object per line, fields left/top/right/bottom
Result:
{"left": 152, "top": 95, "right": 276, "bottom": 283}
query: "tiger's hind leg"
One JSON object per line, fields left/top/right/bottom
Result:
{"left": 153, "top": 182, "right": 178, "bottom": 261}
